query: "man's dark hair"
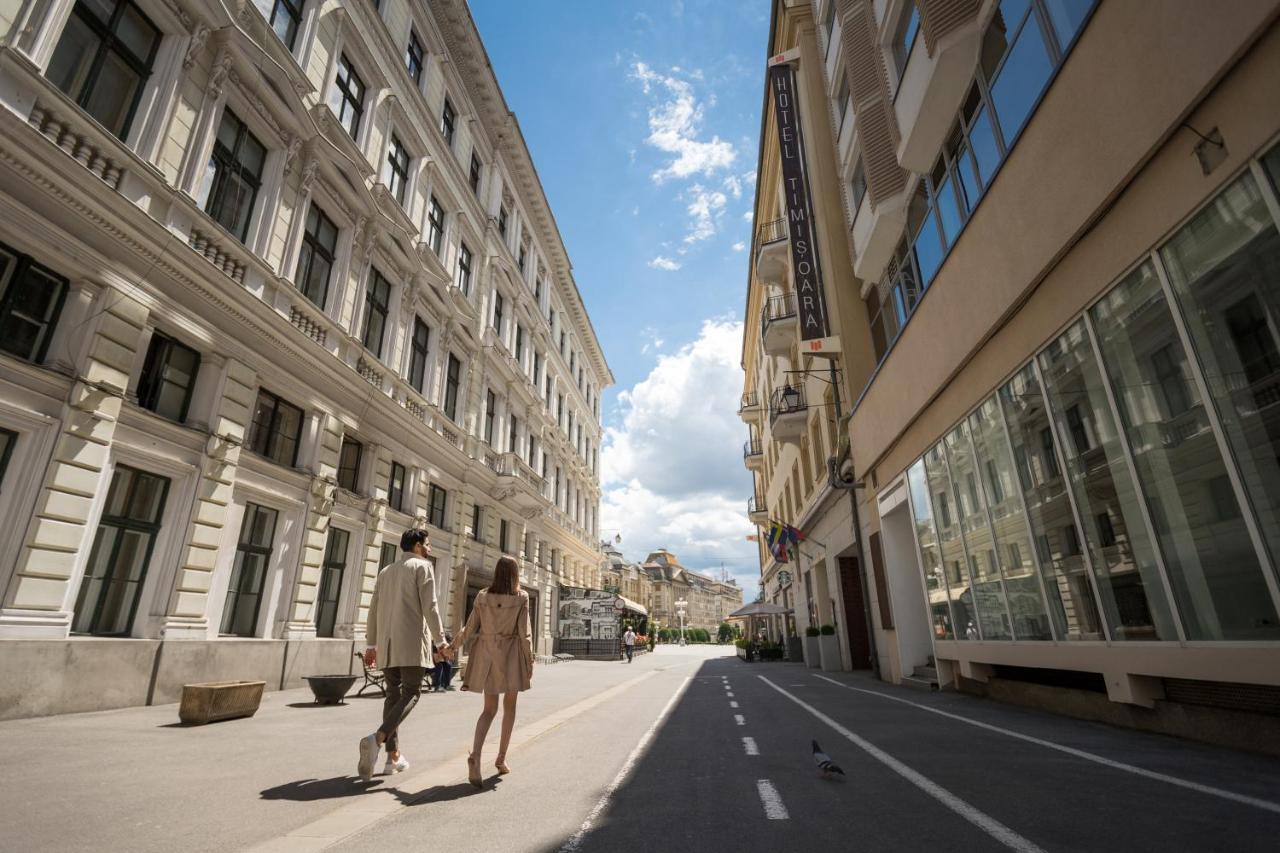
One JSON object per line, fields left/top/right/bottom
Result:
{"left": 400, "top": 528, "right": 430, "bottom": 552}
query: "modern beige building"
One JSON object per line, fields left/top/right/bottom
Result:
{"left": 0, "top": 0, "right": 609, "bottom": 719}
{"left": 806, "top": 0, "right": 1280, "bottom": 726}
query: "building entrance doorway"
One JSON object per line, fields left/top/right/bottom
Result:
{"left": 838, "top": 556, "right": 873, "bottom": 669}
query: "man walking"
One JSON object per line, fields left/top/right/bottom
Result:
{"left": 623, "top": 626, "right": 636, "bottom": 664}
{"left": 358, "top": 528, "right": 448, "bottom": 781}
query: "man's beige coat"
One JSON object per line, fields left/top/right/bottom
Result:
{"left": 364, "top": 555, "right": 447, "bottom": 669}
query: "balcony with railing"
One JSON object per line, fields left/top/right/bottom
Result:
{"left": 769, "top": 384, "right": 808, "bottom": 443}
{"left": 494, "top": 451, "right": 550, "bottom": 512}
{"left": 754, "top": 217, "right": 788, "bottom": 284}
{"left": 747, "top": 493, "right": 769, "bottom": 526}
{"left": 743, "top": 436, "right": 764, "bottom": 471}
{"left": 738, "top": 390, "right": 764, "bottom": 424}
{"left": 761, "top": 292, "right": 798, "bottom": 355}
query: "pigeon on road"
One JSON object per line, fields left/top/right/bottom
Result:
{"left": 812, "top": 740, "right": 845, "bottom": 778}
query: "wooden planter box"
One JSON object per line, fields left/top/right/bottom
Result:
{"left": 179, "top": 680, "right": 265, "bottom": 725}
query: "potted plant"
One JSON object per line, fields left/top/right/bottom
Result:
{"left": 803, "top": 625, "right": 821, "bottom": 669}
{"left": 818, "top": 624, "right": 842, "bottom": 672}
{"left": 735, "top": 637, "right": 753, "bottom": 661}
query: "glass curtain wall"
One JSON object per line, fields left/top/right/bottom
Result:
{"left": 902, "top": 147, "right": 1280, "bottom": 644}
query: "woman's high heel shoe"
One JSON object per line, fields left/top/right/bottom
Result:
{"left": 495, "top": 754, "right": 511, "bottom": 775}
{"left": 467, "top": 753, "right": 482, "bottom": 787}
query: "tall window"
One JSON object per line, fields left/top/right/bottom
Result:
{"left": 443, "top": 353, "right": 461, "bottom": 420}
{"left": 456, "top": 243, "right": 473, "bottom": 294}
{"left": 295, "top": 204, "right": 337, "bottom": 309}
{"left": 515, "top": 325, "right": 525, "bottom": 362}
{"left": 0, "top": 243, "right": 68, "bottom": 364}
{"left": 72, "top": 465, "right": 169, "bottom": 636}
{"left": 362, "top": 269, "right": 391, "bottom": 357}
{"left": 316, "top": 527, "right": 349, "bottom": 637}
{"left": 518, "top": 245, "right": 527, "bottom": 274}
{"left": 892, "top": 1, "right": 920, "bottom": 78}
{"left": 534, "top": 278, "right": 543, "bottom": 305}
{"left": 484, "top": 389, "right": 496, "bottom": 444}
{"left": 440, "top": 96, "right": 456, "bottom": 145}
{"left": 427, "top": 197, "right": 445, "bottom": 255}
{"left": 136, "top": 333, "right": 200, "bottom": 423}
{"left": 337, "top": 436, "right": 362, "bottom": 492}
{"left": 386, "top": 135, "right": 410, "bottom": 205}
{"left": 471, "top": 503, "right": 484, "bottom": 541}
{"left": 498, "top": 205, "right": 508, "bottom": 239}
{"left": 499, "top": 518, "right": 509, "bottom": 552}
{"left": 409, "top": 317, "right": 430, "bottom": 394}
{"left": 388, "top": 461, "right": 406, "bottom": 512}
{"left": 469, "top": 153, "right": 482, "bottom": 195}
{"left": 0, "top": 428, "right": 17, "bottom": 492}
{"left": 493, "top": 292, "right": 504, "bottom": 333}
{"left": 221, "top": 503, "right": 278, "bottom": 636}
{"left": 533, "top": 352, "right": 542, "bottom": 386}
{"left": 508, "top": 414, "right": 519, "bottom": 454}
{"left": 204, "top": 109, "right": 266, "bottom": 242}
{"left": 406, "top": 29, "right": 425, "bottom": 85}
{"left": 332, "top": 54, "right": 365, "bottom": 139}
{"left": 46, "top": 0, "right": 160, "bottom": 141}
{"left": 248, "top": 390, "right": 304, "bottom": 466}
{"left": 427, "top": 483, "right": 447, "bottom": 529}
{"left": 266, "top": 0, "right": 303, "bottom": 49}
{"left": 850, "top": 158, "right": 868, "bottom": 212}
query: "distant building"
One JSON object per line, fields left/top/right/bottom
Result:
{"left": 641, "top": 550, "right": 743, "bottom": 634}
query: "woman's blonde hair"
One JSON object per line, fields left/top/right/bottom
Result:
{"left": 489, "top": 555, "right": 520, "bottom": 595}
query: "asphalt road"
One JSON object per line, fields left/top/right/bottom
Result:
{"left": 3, "top": 645, "right": 1280, "bottom": 852}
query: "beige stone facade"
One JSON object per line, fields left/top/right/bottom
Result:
{"left": 757, "top": 0, "right": 1280, "bottom": 709}
{"left": 640, "top": 550, "right": 742, "bottom": 635}
{"left": 0, "top": 0, "right": 608, "bottom": 718}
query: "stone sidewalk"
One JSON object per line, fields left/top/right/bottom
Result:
{"left": 0, "top": 653, "right": 687, "bottom": 853}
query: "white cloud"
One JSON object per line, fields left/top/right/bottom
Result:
{"left": 648, "top": 255, "right": 681, "bottom": 271}
{"left": 731, "top": 241, "right": 746, "bottom": 252}
{"left": 630, "top": 62, "right": 737, "bottom": 183}
{"left": 742, "top": 211, "right": 753, "bottom": 222}
{"left": 601, "top": 319, "right": 757, "bottom": 597}
{"left": 684, "top": 185, "right": 727, "bottom": 243}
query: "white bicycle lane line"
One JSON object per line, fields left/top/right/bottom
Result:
{"left": 759, "top": 675, "right": 1047, "bottom": 853}
{"left": 811, "top": 674, "right": 1280, "bottom": 817}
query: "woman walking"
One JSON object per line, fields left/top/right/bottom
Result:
{"left": 451, "top": 555, "right": 534, "bottom": 786}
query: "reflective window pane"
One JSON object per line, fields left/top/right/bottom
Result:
{"left": 1043, "top": 0, "right": 1093, "bottom": 52}
{"left": 1161, "top": 171, "right": 1280, "bottom": 633}
{"left": 999, "top": 364, "right": 1103, "bottom": 639}
{"left": 969, "top": 108, "right": 1001, "bottom": 186}
{"left": 968, "top": 397, "right": 1053, "bottom": 639}
{"left": 1092, "top": 261, "right": 1278, "bottom": 639}
{"left": 989, "top": 13, "right": 1053, "bottom": 144}
{"left": 1038, "top": 321, "right": 1177, "bottom": 640}
{"left": 922, "top": 444, "right": 980, "bottom": 638}
{"left": 944, "top": 424, "right": 1013, "bottom": 639}
{"left": 908, "top": 460, "right": 954, "bottom": 639}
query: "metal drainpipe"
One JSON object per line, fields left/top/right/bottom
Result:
{"left": 825, "top": 359, "right": 880, "bottom": 679}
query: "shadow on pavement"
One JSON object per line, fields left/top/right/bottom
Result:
{"left": 260, "top": 776, "right": 384, "bottom": 801}
{"left": 392, "top": 777, "right": 503, "bottom": 806}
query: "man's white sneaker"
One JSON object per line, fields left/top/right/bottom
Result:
{"left": 382, "top": 754, "right": 410, "bottom": 775}
{"left": 357, "top": 733, "right": 379, "bottom": 781}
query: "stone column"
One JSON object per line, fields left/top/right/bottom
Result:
{"left": 160, "top": 356, "right": 256, "bottom": 638}
{"left": 281, "top": 412, "right": 343, "bottom": 638}
{"left": 0, "top": 286, "right": 149, "bottom": 637}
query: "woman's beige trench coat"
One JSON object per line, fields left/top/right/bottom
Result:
{"left": 453, "top": 589, "right": 534, "bottom": 694}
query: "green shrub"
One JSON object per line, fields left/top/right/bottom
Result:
{"left": 805, "top": 626, "right": 820, "bottom": 637}
{"left": 820, "top": 624, "right": 836, "bottom": 636}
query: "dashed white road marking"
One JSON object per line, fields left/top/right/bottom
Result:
{"left": 559, "top": 676, "right": 692, "bottom": 853}
{"left": 743, "top": 737, "right": 759, "bottom": 756}
{"left": 760, "top": 676, "right": 1046, "bottom": 853}
{"left": 723, "top": 683, "right": 732, "bottom": 690}
{"left": 756, "top": 779, "right": 789, "bottom": 820}
{"left": 734, "top": 714, "right": 745, "bottom": 726}
{"left": 811, "top": 674, "right": 1280, "bottom": 816}
{"left": 729, "top": 700, "right": 739, "bottom": 708}
{"left": 726, "top": 692, "right": 735, "bottom": 698}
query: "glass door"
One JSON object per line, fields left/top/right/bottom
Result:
{"left": 316, "top": 527, "right": 349, "bottom": 637}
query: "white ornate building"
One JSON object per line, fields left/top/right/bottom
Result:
{"left": 0, "top": 0, "right": 610, "bottom": 718}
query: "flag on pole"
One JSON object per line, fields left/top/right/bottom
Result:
{"left": 765, "top": 521, "right": 788, "bottom": 563}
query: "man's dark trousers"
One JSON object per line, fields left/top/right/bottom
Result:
{"left": 379, "top": 666, "right": 425, "bottom": 754}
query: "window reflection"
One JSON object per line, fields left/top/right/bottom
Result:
{"left": 944, "top": 424, "right": 1013, "bottom": 639}
{"left": 922, "top": 444, "right": 980, "bottom": 638}
{"left": 908, "top": 461, "right": 954, "bottom": 639}
{"left": 1038, "top": 321, "right": 1177, "bottom": 640}
{"left": 967, "top": 397, "right": 1053, "bottom": 639}
{"left": 1092, "top": 262, "right": 1279, "bottom": 639}
{"left": 999, "top": 365, "right": 1103, "bottom": 639}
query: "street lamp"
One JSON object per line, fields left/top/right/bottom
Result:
{"left": 675, "top": 598, "right": 688, "bottom": 646}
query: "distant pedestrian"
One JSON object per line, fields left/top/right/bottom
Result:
{"left": 358, "top": 528, "right": 448, "bottom": 782}
{"left": 451, "top": 555, "right": 534, "bottom": 786}
{"left": 623, "top": 627, "right": 636, "bottom": 663}
{"left": 432, "top": 634, "right": 455, "bottom": 691}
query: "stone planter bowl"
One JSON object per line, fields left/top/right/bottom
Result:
{"left": 179, "top": 680, "right": 266, "bottom": 725}
{"left": 304, "top": 675, "right": 358, "bottom": 705}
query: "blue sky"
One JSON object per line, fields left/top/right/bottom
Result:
{"left": 471, "top": 1, "right": 770, "bottom": 598}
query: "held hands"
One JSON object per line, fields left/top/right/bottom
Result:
{"left": 363, "top": 647, "right": 376, "bottom": 668}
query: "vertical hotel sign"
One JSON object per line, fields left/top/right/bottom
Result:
{"left": 768, "top": 57, "right": 834, "bottom": 350}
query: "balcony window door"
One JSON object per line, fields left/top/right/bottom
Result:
{"left": 204, "top": 109, "right": 267, "bottom": 242}
{"left": 221, "top": 503, "right": 278, "bottom": 636}
{"left": 361, "top": 269, "right": 392, "bottom": 357}
{"left": 295, "top": 203, "right": 337, "bottom": 309}
{"left": 332, "top": 54, "right": 366, "bottom": 140}
{"left": 316, "top": 527, "right": 350, "bottom": 637}
{"left": 443, "top": 353, "right": 461, "bottom": 420}
{"left": 408, "top": 317, "right": 430, "bottom": 394}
